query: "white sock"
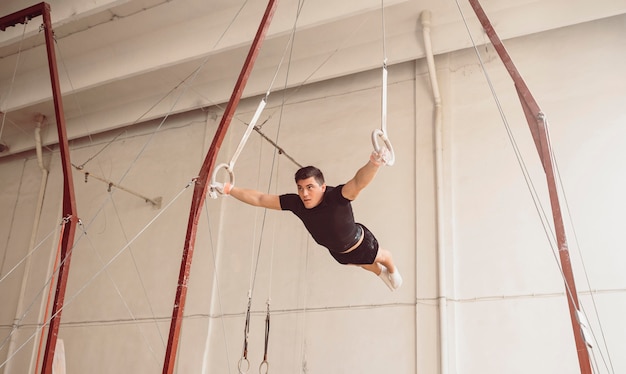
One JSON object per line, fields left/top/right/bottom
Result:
{"left": 388, "top": 268, "right": 403, "bottom": 289}
{"left": 378, "top": 265, "right": 396, "bottom": 291}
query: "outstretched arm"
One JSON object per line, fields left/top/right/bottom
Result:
{"left": 341, "top": 153, "right": 384, "bottom": 201}
{"left": 228, "top": 185, "right": 281, "bottom": 210}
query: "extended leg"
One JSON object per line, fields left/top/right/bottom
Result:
{"left": 358, "top": 248, "right": 402, "bottom": 290}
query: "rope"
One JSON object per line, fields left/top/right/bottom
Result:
{"left": 33, "top": 217, "right": 67, "bottom": 372}
{"left": 189, "top": 2, "right": 372, "bottom": 171}
{"left": 1, "top": 24, "right": 239, "bottom": 371}
{"left": 453, "top": 1, "right": 614, "bottom": 371}
{"left": 0, "top": 180, "right": 194, "bottom": 370}
{"left": 3, "top": 6, "right": 259, "bottom": 367}
{"left": 238, "top": 293, "right": 252, "bottom": 374}
{"left": 297, "top": 235, "right": 310, "bottom": 373}
{"left": 234, "top": 2, "right": 308, "bottom": 369}
{"left": 209, "top": 0, "right": 308, "bottom": 196}
{"left": 0, "top": 21, "right": 28, "bottom": 143}
{"left": 259, "top": 301, "right": 270, "bottom": 374}
{"left": 453, "top": 0, "right": 570, "bottom": 307}
{"left": 54, "top": 34, "right": 106, "bottom": 163}
{"left": 546, "top": 119, "right": 615, "bottom": 372}
{"left": 109, "top": 199, "right": 167, "bottom": 348}
{"left": 79, "top": 222, "right": 162, "bottom": 366}
{"left": 0, "top": 216, "right": 74, "bottom": 367}
{"left": 0, "top": 218, "right": 67, "bottom": 369}
{"left": 72, "top": 0, "right": 251, "bottom": 172}
{"left": 0, "top": 227, "right": 57, "bottom": 285}
{"left": 202, "top": 198, "right": 234, "bottom": 373}
{"left": 0, "top": 159, "right": 26, "bottom": 279}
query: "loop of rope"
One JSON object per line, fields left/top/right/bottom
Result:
{"left": 239, "top": 292, "right": 253, "bottom": 374}
{"left": 238, "top": 357, "right": 250, "bottom": 374}
{"left": 259, "top": 299, "right": 271, "bottom": 374}
{"left": 259, "top": 360, "right": 269, "bottom": 374}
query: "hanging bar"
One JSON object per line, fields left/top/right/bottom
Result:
{"left": 466, "top": 1, "right": 592, "bottom": 373}
{"left": 162, "top": 1, "right": 279, "bottom": 373}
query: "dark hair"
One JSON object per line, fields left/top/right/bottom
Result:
{"left": 295, "top": 166, "right": 325, "bottom": 185}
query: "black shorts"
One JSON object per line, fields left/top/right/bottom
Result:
{"left": 328, "top": 224, "right": 379, "bottom": 265}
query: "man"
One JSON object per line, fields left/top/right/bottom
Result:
{"left": 216, "top": 150, "right": 402, "bottom": 291}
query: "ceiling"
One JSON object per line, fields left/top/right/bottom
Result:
{"left": 0, "top": 0, "right": 624, "bottom": 157}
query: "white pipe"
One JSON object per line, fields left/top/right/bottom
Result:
{"left": 5, "top": 114, "right": 49, "bottom": 374}
{"left": 420, "top": 10, "right": 448, "bottom": 374}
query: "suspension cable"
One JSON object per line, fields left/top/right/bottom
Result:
{"left": 0, "top": 20, "right": 29, "bottom": 143}
{"left": 259, "top": 300, "right": 270, "bottom": 374}
{"left": 454, "top": 1, "right": 612, "bottom": 371}
{"left": 33, "top": 216, "right": 68, "bottom": 373}
{"left": 209, "top": 0, "right": 307, "bottom": 197}
{"left": 202, "top": 197, "right": 234, "bottom": 373}
{"left": 0, "top": 216, "right": 68, "bottom": 357}
{"left": 234, "top": 2, "right": 308, "bottom": 370}
{"left": 0, "top": 180, "right": 194, "bottom": 371}
{"left": 545, "top": 118, "right": 615, "bottom": 372}
{"left": 238, "top": 292, "right": 252, "bottom": 374}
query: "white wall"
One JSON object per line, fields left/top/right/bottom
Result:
{"left": 0, "top": 13, "right": 624, "bottom": 374}
{"left": 444, "top": 13, "right": 626, "bottom": 374}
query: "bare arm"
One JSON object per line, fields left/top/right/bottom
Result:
{"left": 341, "top": 157, "right": 381, "bottom": 201}
{"left": 229, "top": 186, "right": 281, "bottom": 210}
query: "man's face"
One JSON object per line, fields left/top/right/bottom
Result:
{"left": 296, "top": 176, "right": 326, "bottom": 209}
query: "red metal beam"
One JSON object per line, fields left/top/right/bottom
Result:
{"left": 0, "top": 3, "right": 80, "bottom": 373}
{"left": 39, "top": 4, "right": 80, "bottom": 374}
{"left": 162, "top": 1, "right": 278, "bottom": 372}
{"left": 467, "top": 1, "right": 592, "bottom": 373}
{"left": 0, "top": 3, "right": 44, "bottom": 31}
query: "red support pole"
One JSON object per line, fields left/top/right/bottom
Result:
{"left": 467, "top": 1, "right": 592, "bottom": 373}
{"left": 1, "top": 3, "right": 79, "bottom": 374}
{"left": 39, "top": 4, "right": 80, "bottom": 374}
{"left": 162, "top": 1, "right": 278, "bottom": 373}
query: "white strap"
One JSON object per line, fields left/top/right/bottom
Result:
{"left": 371, "top": 62, "right": 395, "bottom": 166}
{"left": 229, "top": 97, "right": 268, "bottom": 170}
{"left": 209, "top": 96, "right": 268, "bottom": 196}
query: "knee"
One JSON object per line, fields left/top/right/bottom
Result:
{"left": 376, "top": 248, "right": 392, "bottom": 262}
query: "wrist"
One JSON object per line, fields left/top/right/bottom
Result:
{"left": 224, "top": 182, "right": 233, "bottom": 195}
{"left": 369, "top": 152, "right": 382, "bottom": 166}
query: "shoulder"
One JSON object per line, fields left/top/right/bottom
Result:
{"left": 329, "top": 184, "right": 351, "bottom": 203}
{"left": 279, "top": 193, "right": 301, "bottom": 210}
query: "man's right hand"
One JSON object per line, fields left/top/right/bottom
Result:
{"left": 370, "top": 147, "right": 391, "bottom": 166}
{"left": 212, "top": 182, "right": 233, "bottom": 196}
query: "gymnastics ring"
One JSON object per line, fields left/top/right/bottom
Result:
{"left": 371, "top": 129, "right": 395, "bottom": 166}
{"left": 259, "top": 360, "right": 269, "bottom": 374}
{"left": 209, "top": 162, "right": 235, "bottom": 198}
{"left": 238, "top": 357, "right": 250, "bottom": 374}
